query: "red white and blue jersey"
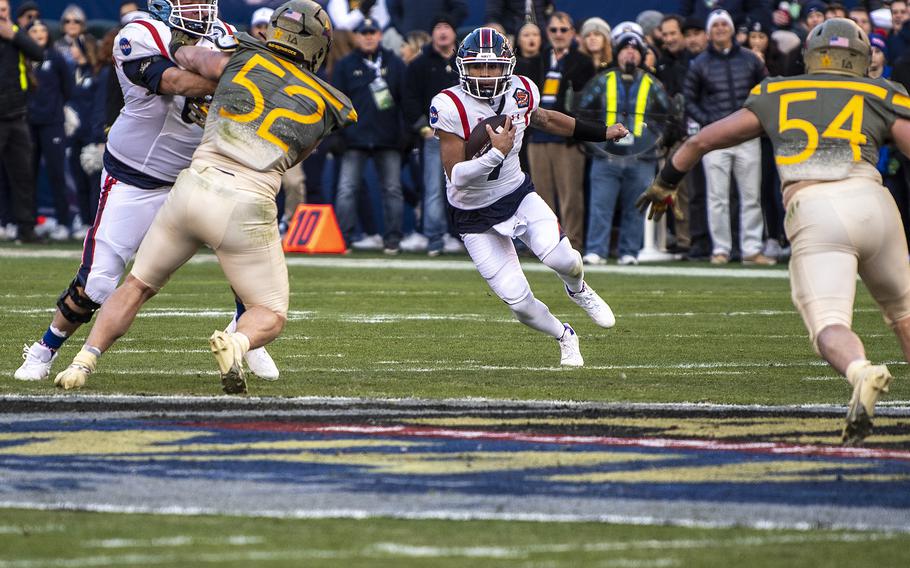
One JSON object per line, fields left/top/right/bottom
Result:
{"left": 106, "top": 14, "right": 235, "bottom": 185}
{"left": 430, "top": 75, "right": 540, "bottom": 210}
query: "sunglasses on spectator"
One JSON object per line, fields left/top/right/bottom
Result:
{"left": 548, "top": 26, "right": 570, "bottom": 33}
{"left": 63, "top": 18, "right": 83, "bottom": 24}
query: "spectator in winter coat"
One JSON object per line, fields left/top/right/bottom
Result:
{"left": 332, "top": 18, "right": 406, "bottom": 253}
{"left": 27, "top": 19, "right": 74, "bottom": 240}
{"left": 684, "top": 9, "right": 772, "bottom": 265}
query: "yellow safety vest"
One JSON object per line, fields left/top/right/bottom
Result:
{"left": 604, "top": 71, "right": 653, "bottom": 137}
{"left": 13, "top": 24, "right": 28, "bottom": 91}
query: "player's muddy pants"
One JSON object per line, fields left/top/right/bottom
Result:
{"left": 785, "top": 177, "right": 910, "bottom": 348}
{"left": 132, "top": 165, "right": 289, "bottom": 316}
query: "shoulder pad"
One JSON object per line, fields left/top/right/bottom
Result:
{"left": 117, "top": 20, "right": 171, "bottom": 61}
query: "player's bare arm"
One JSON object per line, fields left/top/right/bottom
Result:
{"left": 891, "top": 118, "right": 910, "bottom": 158}
{"left": 172, "top": 45, "right": 230, "bottom": 82}
{"left": 158, "top": 66, "right": 219, "bottom": 97}
{"left": 636, "top": 109, "right": 763, "bottom": 221}
{"left": 529, "top": 107, "right": 629, "bottom": 140}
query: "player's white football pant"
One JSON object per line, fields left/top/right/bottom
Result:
{"left": 558, "top": 324, "right": 583, "bottom": 367}
{"left": 226, "top": 318, "right": 279, "bottom": 380}
{"left": 567, "top": 283, "right": 616, "bottom": 328}
{"left": 14, "top": 343, "right": 58, "bottom": 381}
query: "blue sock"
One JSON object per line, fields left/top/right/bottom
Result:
{"left": 40, "top": 326, "right": 68, "bottom": 351}
{"left": 235, "top": 299, "right": 246, "bottom": 320}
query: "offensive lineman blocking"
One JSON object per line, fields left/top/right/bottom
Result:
{"left": 54, "top": 0, "right": 355, "bottom": 394}
{"left": 14, "top": 0, "right": 280, "bottom": 382}
{"left": 433, "top": 28, "right": 628, "bottom": 365}
{"left": 637, "top": 18, "right": 910, "bottom": 443}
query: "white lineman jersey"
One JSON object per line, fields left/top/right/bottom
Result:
{"left": 106, "top": 14, "right": 235, "bottom": 184}
{"left": 430, "top": 76, "right": 540, "bottom": 210}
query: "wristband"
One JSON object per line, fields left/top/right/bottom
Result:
{"left": 572, "top": 119, "right": 608, "bottom": 142}
{"left": 658, "top": 158, "right": 686, "bottom": 188}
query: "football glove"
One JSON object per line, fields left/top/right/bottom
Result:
{"left": 635, "top": 179, "right": 685, "bottom": 222}
{"left": 184, "top": 96, "right": 211, "bottom": 128}
{"left": 168, "top": 29, "right": 197, "bottom": 58}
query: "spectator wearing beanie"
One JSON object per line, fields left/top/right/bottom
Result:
{"left": 682, "top": 16, "right": 708, "bottom": 56}
{"left": 578, "top": 17, "right": 612, "bottom": 71}
{"left": 485, "top": 0, "right": 554, "bottom": 38}
{"left": 577, "top": 32, "right": 672, "bottom": 265}
{"left": 870, "top": 33, "right": 891, "bottom": 78}
{"left": 684, "top": 9, "right": 771, "bottom": 265}
{"left": 55, "top": 4, "right": 91, "bottom": 70}
{"left": 15, "top": 0, "right": 38, "bottom": 28}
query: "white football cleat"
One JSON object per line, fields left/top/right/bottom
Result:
{"left": 14, "top": 343, "right": 58, "bottom": 381}
{"left": 226, "top": 318, "right": 279, "bottom": 380}
{"left": 558, "top": 324, "right": 583, "bottom": 367}
{"left": 210, "top": 331, "right": 247, "bottom": 394}
{"left": 843, "top": 363, "right": 893, "bottom": 445}
{"left": 567, "top": 282, "right": 616, "bottom": 328}
{"left": 54, "top": 349, "right": 97, "bottom": 391}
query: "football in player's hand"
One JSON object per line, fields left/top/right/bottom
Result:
{"left": 465, "top": 115, "right": 509, "bottom": 160}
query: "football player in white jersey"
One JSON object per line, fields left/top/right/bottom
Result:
{"left": 14, "top": 0, "right": 279, "bottom": 382}
{"left": 431, "top": 28, "right": 628, "bottom": 366}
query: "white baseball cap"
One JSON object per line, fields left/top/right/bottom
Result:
{"left": 251, "top": 7, "right": 274, "bottom": 27}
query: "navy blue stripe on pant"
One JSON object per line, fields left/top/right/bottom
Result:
{"left": 76, "top": 174, "right": 116, "bottom": 288}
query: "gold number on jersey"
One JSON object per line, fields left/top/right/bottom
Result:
{"left": 219, "top": 53, "right": 325, "bottom": 149}
{"left": 777, "top": 91, "right": 866, "bottom": 165}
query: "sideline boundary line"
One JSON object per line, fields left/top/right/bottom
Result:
{"left": 0, "top": 248, "right": 788, "bottom": 279}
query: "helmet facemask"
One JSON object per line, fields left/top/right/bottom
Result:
{"left": 148, "top": 0, "right": 218, "bottom": 37}
{"left": 457, "top": 55, "right": 516, "bottom": 100}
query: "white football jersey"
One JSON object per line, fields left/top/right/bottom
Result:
{"left": 106, "top": 14, "right": 235, "bottom": 184}
{"left": 430, "top": 75, "right": 540, "bottom": 210}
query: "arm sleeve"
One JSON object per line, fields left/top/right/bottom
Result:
{"left": 13, "top": 28, "right": 44, "bottom": 61}
{"left": 326, "top": 0, "right": 366, "bottom": 31}
{"left": 402, "top": 59, "right": 425, "bottom": 128}
{"left": 59, "top": 56, "right": 75, "bottom": 101}
{"left": 430, "top": 92, "right": 468, "bottom": 139}
{"left": 451, "top": 148, "right": 506, "bottom": 187}
{"left": 121, "top": 56, "right": 177, "bottom": 95}
{"left": 683, "top": 61, "right": 709, "bottom": 126}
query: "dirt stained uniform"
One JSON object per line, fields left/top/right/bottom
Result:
{"left": 132, "top": 33, "right": 356, "bottom": 315}
{"left": 744, "top": 74, "right": 910, "bottom": 345}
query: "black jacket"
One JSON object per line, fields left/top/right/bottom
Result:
{"left": 0, "top": 25, "right": 43, "bottom": 119}
{"left": 485, "top": 0, "right": 554, "bottom": 37}
{"left": 656, "top": 48, "right": 690, "bottom": 98}
{"left": 27, "top": 47, "right": 73, "bottom": 126}
{"left": 684, "top": 42, "right": 766, "bottom": 127}
{"left": 332, "top": 47, "right": 406, "bottom": 150}
{"left": 402, "top": 43, "right": 459, "bottom": 131}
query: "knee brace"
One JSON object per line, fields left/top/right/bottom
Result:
{"left": 56, "top": 279, "right": 101, "bottom": 324}
{"left": 541, "top": 238, "right": 583, "bottom": 279}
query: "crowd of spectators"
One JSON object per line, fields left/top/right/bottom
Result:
{"left": 4, "top": 0, "right": 910, "bottom": 265}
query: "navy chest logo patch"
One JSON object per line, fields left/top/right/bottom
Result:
{"left": 513, "top": 88, "right": 530, "bottom": 109}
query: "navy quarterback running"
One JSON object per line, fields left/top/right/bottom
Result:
{"left": 431, "top": 28, "right": 628, "bottom": 365}
{"left": 14, "top": 1, "right": 280, "bottom": 383}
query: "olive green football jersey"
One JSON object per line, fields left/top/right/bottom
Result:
{"left": 744, "top": 74, "right": 910, "bottom": 184}
{"left": 196, "top": 33, "right": 356, "bottom": 179}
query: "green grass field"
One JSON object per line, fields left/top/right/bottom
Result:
{"left": 2, "top": 244, "right": 909, "bottom": 567}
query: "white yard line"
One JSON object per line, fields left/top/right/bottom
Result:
{"left": 0, "top": 248, "right": 788, "bottom": 279}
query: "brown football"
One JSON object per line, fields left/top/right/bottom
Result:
{"left": 464, "top": 115, "right": 509, "bottom": 160}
